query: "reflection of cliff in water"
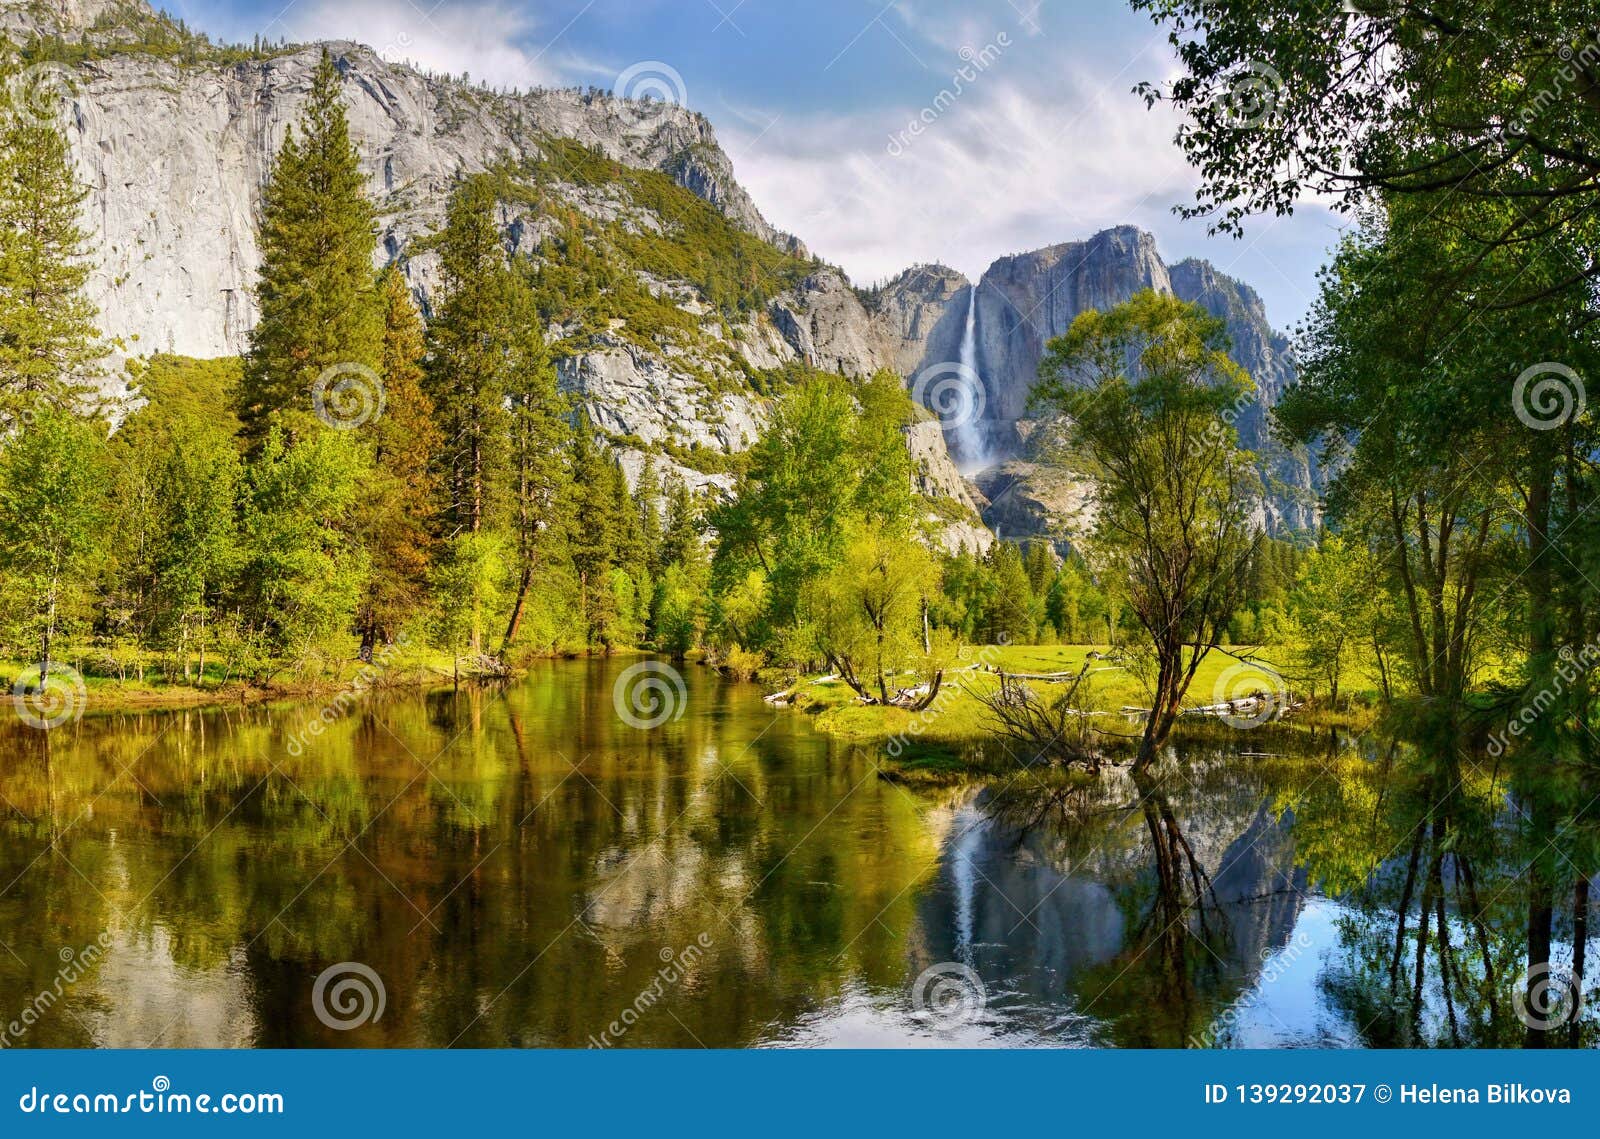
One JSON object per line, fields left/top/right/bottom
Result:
{"left": 908, "top": 764, "right": 1308, "bottom": 1045}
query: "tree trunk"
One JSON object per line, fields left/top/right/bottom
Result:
{"left": 501, "top": 565, "right": 532, "bottom": 656}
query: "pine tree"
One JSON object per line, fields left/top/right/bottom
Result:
{"left": 358, "top": 265, "right": 441, "bottom": 655}
{"left": 568, "top": 427, "right": 620, "bottom": 650}
{"left": 659, "top": 477, "right": 700, "bottom": 570}
{"left": 424, "top": 175, "right": 518, "bottom": 540}
{"left": 0, "top": 60, "right": 103, "bottom": 422}
{"left": 500, "top": 261, "right": 569, "bottom": 654}
{"left": 240, "top": 49, "right": 380, "bottom": 440}
{"left": 635, "top": 456, "right": 663, "bottom": 577}
{"left": 0, "top": 409, "right": 107, "bottom": 674}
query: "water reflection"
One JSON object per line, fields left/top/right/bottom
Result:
{"left": 0, "top": 660, "right": 1593, "bottom": 1048}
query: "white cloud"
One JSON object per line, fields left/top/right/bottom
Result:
{"left": 720, "top": 59, "right": 1199, "bottom": 288}
{"left": 275, "top": 0, "right": 564, "bottom": 91}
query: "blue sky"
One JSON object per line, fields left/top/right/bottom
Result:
{"left": 163, "top": 0, "right": 1344, "bottom": 328}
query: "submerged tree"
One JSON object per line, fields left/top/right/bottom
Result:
{"left": 1036, "top": 289, "right": 1261, "bottom": 769}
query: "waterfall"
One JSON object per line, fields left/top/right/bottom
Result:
{"left": 954, "top": 285, "right": 988, "bottom": 471}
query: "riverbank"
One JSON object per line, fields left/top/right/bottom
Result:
{"left": 772, "top": 643, "right": 1314, "bottom": 785}
{"left": 0, "top": 642, "right": 628, "bottom": 718}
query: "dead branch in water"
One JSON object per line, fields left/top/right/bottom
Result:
{"left": 974, "top": 666, "right": 1108, "bottom": 772}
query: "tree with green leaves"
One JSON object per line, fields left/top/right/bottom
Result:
{"left": 1037, "top": 289, "right": 1261, "bottom": 769}
{"left": 239, "top": 49, "right": 380, "bottom": 440}
{"left": 424, "top": 175, "right": 519, "bottom": 542}
{"left": 1131, "top": 0, "right": 1600, "bottom": 307}
{"left": 805, "top": 521, "right": 950, "bottom": 708}
{"left": 0, "top": 408, "right": 107, "bottom": 676}
{"left": 236, "top": 427, "right": 370, "bottom": 668}
{"left": 0, "top": 58, "right": 103, "bottom": 422}
{"left": 358, "top": 264, "right": 441, "bottom": 656}
{"left": 499, "top": 263, "right": 569, "bottom": 654}
{"left": 710, "top": 371, "right": 918, "bottom": 653}
{"left": 983, "top": 542, "right": 1035, "bottom": 645}
{"left": 566, "top": 428, "right": 621, "bottom": 650}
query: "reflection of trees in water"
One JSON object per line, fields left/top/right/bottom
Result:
{"left": 940, "top": 756, "right": 1308, "bottom": 1046}
{"left": 1306, "top": 746, "right": 1598, "bottom": 1048}
{"left": 0, "top": 668, "right": 952, "bottom": 1047}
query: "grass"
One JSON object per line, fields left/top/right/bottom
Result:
{"left": 783, "top": 642, "right": 1300, "bottom": 783}
{"left": 0, "top": 641, "right": 504, "bottom": 716}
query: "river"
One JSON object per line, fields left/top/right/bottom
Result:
{"left": 0, "top": 658, "right": 1591, "bottom": 1047}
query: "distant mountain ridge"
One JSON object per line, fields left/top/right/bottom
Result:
{"left": 4, "top": 0, "right": 1316, "bottom": 548}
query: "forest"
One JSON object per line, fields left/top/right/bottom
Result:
{"left": 2, "top": 5, "right": 1598, "bottom": 788}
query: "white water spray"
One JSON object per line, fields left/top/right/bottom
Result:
{"left": 954, "top": 286, "right": 989, "bottom": 472}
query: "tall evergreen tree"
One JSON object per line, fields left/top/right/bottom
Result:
{"left": 424, "top": 175, "right": 519, "bottom": 540}
{"left": 358, "top": 264, "right": 441, "bottom": 655}
{"left": 567, "top": 427, "right": 620, "bottom": 650}
{"left": 499, "top": 264, "right": 569, "bottom": 653}
{"left": 0, "top": 60, "right": 103, "bottom": 422}
{"left": 240, "top": 49, "right": 380, "bottom": 440}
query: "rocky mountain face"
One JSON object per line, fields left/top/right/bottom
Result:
{"left": 5, "top": 0, "right": 991, "bottom": 551}
{"left": 9, "top": 1, "right": 1311, "bottom": 557}
{"left": 870, "top": 226, "right": 1320, "bottom": 542}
